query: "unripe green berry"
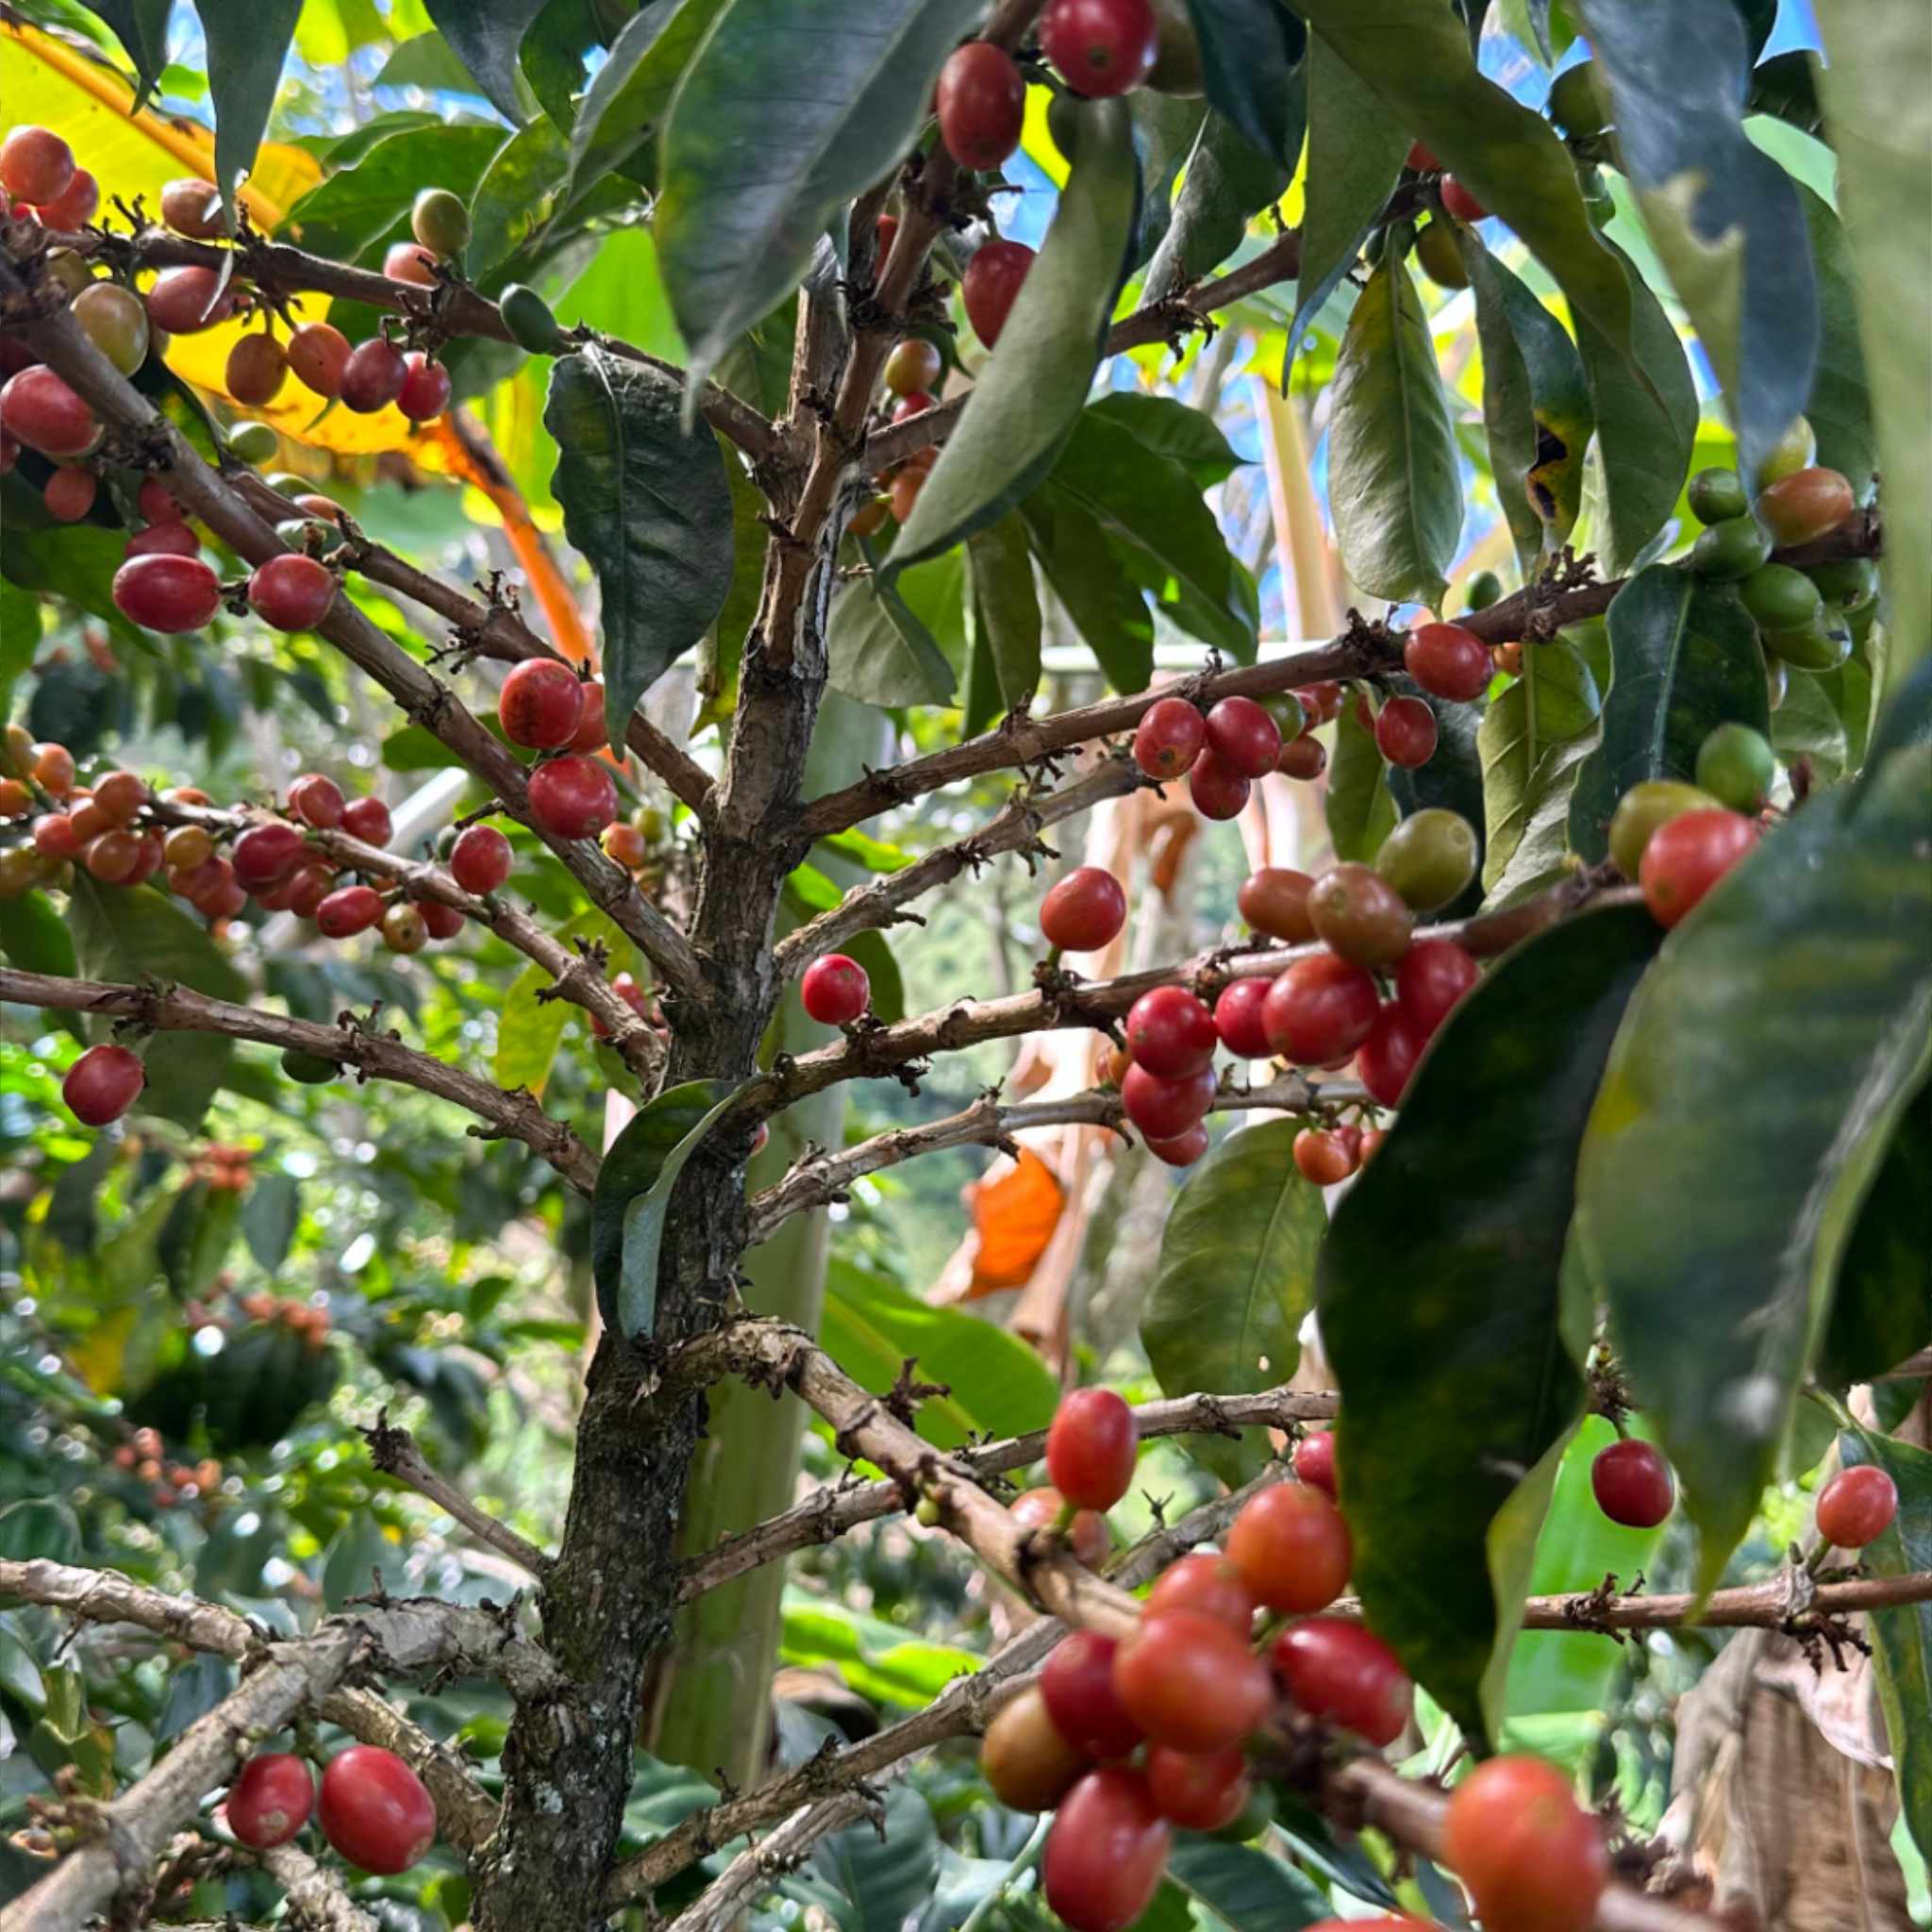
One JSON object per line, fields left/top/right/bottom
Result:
{"left": 410, "top": 187, "right": 471, "bottom": 258}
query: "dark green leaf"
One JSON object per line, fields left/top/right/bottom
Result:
{"left": 1566, "top": 565, "right": 1770, "bottom": 864}
{"left": 240, "top": 1174, "right": 302, "bottom": 1274}
{"left": 794, "top": 1785, "right": 940, "bottom": 1932}
{"left": 965, "top": 518, "right": 1041, "bottom": 718}
{"left": 1478, "top": 637, "right": 1603, "bottom": 891}
{"left": 1272, "top": 1797, "right": 1401, "bottom": 1907}
{"left": 656, "top": 0, "right": 985, "bottom": 390}
{"left": 156, "top": 1654, "right": 233, "bottom": 1741}
{"left": 468, "top": 117, "right": 567, "bottom": 277}
{"left": 0, "top": 581, "right": 36, "bottom": 713}
{"left": 1574, "top": 0, "right": 1817, "bottom": 484}
{"left": 1142, "top": 1121, "right": 1324, "bottom": 1486}
{"left": 1794, "top": 183, "right": 1874, "bottom": 497}
{"left": 1320, "top": 902, "right": 1661, "bottom": 1740}
{"left": 80, "top": 0, "right": 173, "bottom": 98}
{"left": 421, "top": 0, "right": 546, "bottom": 120}
{"left": 825, "top": 554, "right": 959, "bottom": 708}
{"left": 544, "top": 348, "right": 735, "bottom": 746}
{"left": 1386, "top": 679, "right": 1488, "bottom": 917}
{"left": 1840, "top": 1427, "right": 1932, "bottom": 1862}
{"left": 1324, "top": 690, "right": 1396, "bottom": 861}
{"left": 1461, "top": 235, "right": 1543, "bottom": 576}
{"left": 888, "top": 98, "right": 1140, "bottom": 573}
{"left": 373, "top": 32, "right": 481, "bottom": 94}
{"left": 1818, "top": 1084, "right": 1931, "bottom": 1389}
{"left": 1163, "top": 1839, "right": 1328, "bottom": 1932}
{"left": 1326, "top": 249, "right": 1461, "bottom": 609}
{"left": 158, "top": 1183, "right": 240, "bottom": 1299}
{"left": 0, "top": 1501, "right": 80, "bottom": 1564}
{"left": 1, "top": 478, "right": 142, "bottom": 645}
{"left": 1771, "top": 666, "right": 1850, "bottom": 785}
{"left": 1018, "top": 490, "right": 1156, "bottom": 694}
{"left": 1128, "top": 92, "right": 1208, "bottom": 273}
{"left": 1143, "top": 106, "right": 1294, "bottom": 305}
{"left": 1183, "top": 0, "right": 1306, "bottom": 164}
{"left": 192, "top": 0, "right": 305, "bottom": 223}
{"left": 570, "top": 0, "right": 724, "bottom": 197}
{"left": 1087, "top": 393, "right": 1246, "bottom": 489}
{"left": 1745, "top": 49, "right": 1823, "bottom": 137}
{"left": 1575, "top": 747, "right": 1932, "bottom": 1592}
{"left": 0, "top": 891, "right": 78, "bottom": 981}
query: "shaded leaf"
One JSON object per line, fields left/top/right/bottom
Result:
{"left": 825, "top": 553, "right": 959, "bottom": 708}
{"left": 792, "top": 1784, "right": 941, "bottom": 1932}
{"left": 1575, "top": 746, "right": 1932, "bottom": 1592}
{"left": 841, "top": 929, "right": 905, "bottom": 1028}
{"left": 0, "top": 1500, "right": 80, "bottom": 1564}
{"left": 568, "top": 0, "right": 722, "bottom": 197}
{"left": 240, "top": 1173, "right": 301, "bottom": 1274}
{"left": 1088, "top": 393, "right": 1245, "bottom": 489}
{"left": 1320, "top": 902, "right": 1661, "bottom": 1740}
{"left": 420, "top": 0, "right": 546, "bottom": 121}
{"left": 965, "top": 518, "right": 1041, "bottom": 718}
{"left": 1019, "top": 488, "right": 1156, "bottom": 694}
{"left": 1163, "top": 1839, "right": 1328, "bottom": 1932}
{"left": 0, "top": 891, "right": 78, "bottom": 981}
{"left": 1771, "top": 666, "right": 1849, "bottom": 785}
{"left": 1183, "top": 0, "right": 1306, "bottom": 165}
{"left": 192, "top": 0, "right": 305, "bottom": 222}
{"left": 83, "top": 0, "right": 172, "bottom": 98}
{"left": 1478, "top": 637, "right": 1602, "bottom": 890}
{"left": 1324, "top": 691, "right": 1396, "bottom": 862}
{"left": 1143, "top": 105, "right": 1294, "bottom": 305}
{"left": 468, "top": 115, "right": 567, "bottom": 277}
{"left": 1794, "top": 182, "right": 1875, "bottom": 498}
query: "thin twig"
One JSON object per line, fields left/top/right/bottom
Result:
{"left": 362, "top": 1409, "right": 552, "bottom": 1574}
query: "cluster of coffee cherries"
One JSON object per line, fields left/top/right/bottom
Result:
{"left": 986, "top": 1387, "right": 1610, "bottom": 1932}
{"left": 1401, "top": 140, "right": 1494, "bottom": 292}
{"left": 187, "top": 1138, "right": 256, "bottom": 1193}
{"left": 109, "top": 1425, "right": 224, "bottom": 1512}
{"left": 234, "top": 1290, "right": 334, "bottom": 1352}
{"left": 225, "top": 1743, "right": 435, "bottom": 1876}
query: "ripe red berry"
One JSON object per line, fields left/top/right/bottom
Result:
{"left": 1261, "top": 953, "right": 1379, "bottom": 1066}
{"left": 450, "top": 824, "right": 512, "bottom": 894}
{"left": 112, "top": 554, "right": 222, "bottom": 632}
{"left": 288, "top": 774, "right": 345, "bottom": 829}
{"left": 1591, "top": 1438, "right": 1674, "bottom": 1528}
{"left": 1040, "top": 865, "right": 1127, "bottom": 953}
{"left": 500, "top": 658, "right": 586, "bottom": 749}
{"left": 1640, "top": 807, "right": 1757, "bottom": 926}
{"left": 979, "top": 1686, "right": 1088, "bottom": 1812}
{"left": 1374, "top": 694, "right": 1438, "bottom": 768}
{"left": 1046, "top": 1387, "right": 1138, "bottom": 1511}
{"left": 1145, "top": 1124, "right": 1209, "bottom": 1167}
{"left": 889, "top": 465, "right": 926, "bottom": 523}
{"left": 92, "top": 771, "right": 147, "bottom": 824}
{"left": 1226, "top": 1481, "right": 1352, "bottom": 1613}
{"left": 526, "top": 754, "right": 618, "bottom": 841}
{"left": 937, "top": 41, "right": 1027, "bottom": 169}
{"left": 1040, "top": 0, "right": 1159, "bottom": 96}
{"left": 1441, "top": 1754, "right": 1607, "bottom": 1932}
{"left": 396, "top": 352, "right": 452, "bottom": 422}
{"left": 1270, "top": 1617, "right": 1412, "bottom": 1747}
{"left": 0, "top": 126, "right": 75, "bottom": 206}
{"left": 125, "top": 522, "right": 200, "bottom": 559}
{"left": 1440, "top": 175, "right": 1489, "bottom": 222}
{"left": 1212, "top": 976, "right": 1274, "bottom": 1059}
{"left": 288, "top": 323, "right": 352, "bottom": 400}
{"left": 316, "top": 884, "right": 385, "bottom": 939}
{"left": 285, "top": 866, "right": 334, "bottom": 919}
{"left": 144, "top": 265, "right": 237, "bottom": 336}
{"left": 1238, "top": 867, "right": 1316, "bottom": 942}
{"left": 341, "top": 795, "right": 393, "bottom": 847}
{"left": 34, "top": 167, "right": 97, "bottom": 229}
{"left": 1203, "top": 696, "right": 1281, "bottom": 779}
{"left": 1404, "top": 621, "right": 1492, "bottom": 701}
{"left": 1041, "top": 1630, "right": 1143, "bottom": 1759}
{"left": 1133, "top": 695, "right": 1206, "bottom": 780}
{"left": 1010, "top": 1486, "right": 1110, "bottom": 1568}
{"left": 318, "top": 1746, "right": 436, "bottom": 1875}
{"left": 33, "top": 814, "right": 80, "bottom": 861}
{"left": 43, "top": 466, "right": 96, "bottom": 521}
{"left": 1122, "top": 1062, "right": 1215, "bottom": 1140}
{"left": 1042, "top": 1769, "right": 1171, "bottom": 1932}
{"left": 137, "top": 477, "right": 183, "bottom": 524}
{"left": 225, "top": 1753, "right": 314, "bottom": 1850}
{"left": 1357, "top": 1001, "right": 1426, "bottom": 1108}
{"left": 248, "top": 553, "right": 336, "bottom": 632}
{"left": 340, "top": 337, "right": 408, "bottom": 414}
{"left": 1276, "top": 734, "right": 1326, "bottom": 781}
{"left": 1113, "top": 1610, "right": 1272, "bottom": 1753}
{"left": 1395, "top": 938, "right": 1478, "bottom": 1035}
{"left": 232, "top": 823, "right": 308, "bottom": 891}
{"left": 1188, "top": 748, "right": 1250, "bottom": 820}
{"left": 961, "top": 239, "right": 1034, "bottom": 348}
{"left": 1292, "top": 1429, "right": 1337, "bottom": 1499}
{"left": 159, "top": 177, "right": 225, "bottom": 240}
{"left": 1124, "top": 986, "right": 1217, "bottom": 1077}
{"left": 1144, "top": 1552, "right": 1256, "bottom": 1634}
{"left": 2, "top": 365, "right": 97, "bottom": 458}
{"left": 1306, "top": 862, "right": 1414, "bottom": 969}
{"left": 571, "top": 678, "right": 609, "bottom": 752}
{"left": 801, "top": 953, "right": 870, "bottom": 1025}
{"left": 1143, "top": 1743, "right": 1249, "bottom": 1831}
{"left": 1406, "top": 140, "right": 1441, "bottom": 172}
{"left": 62, "top": 1043, "right": 145, "bottom": 1125}
{"left": 1815, "top": 1464, "right": 1899, "bottom": 1548}
{"left": 383, "top": 241, "right": 438, "bottom": 287}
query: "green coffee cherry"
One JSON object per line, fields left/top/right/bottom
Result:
{"left": 1414, "top": 219, "right": 1469, "bottom": 288}
{"left": 1262, "top": 692, "right": 1307, "bottom": 742}
{"left": 499, "top": 282, "right": 565, "bottom": 355}
{"left": 1762, "top": 610, "right": 1852, "bottom": 672}
{"left": 1686, "top": 467, "right": 1749, "bottom": 525}
{"left": 1548, "top": 59, "right": 1613, "bottom": 138}
{"left": 1740, "top": 562, "right": 1823, "bottom": 633}
{"left": 410, "top": 187, "right": 472, "bottom": 258}
{"left": 280, "top": 1048, "right": 340, "bottom": 1085}
{"left": 1607, "top": 779, "right": 1719, "bottom": 879}
{"left": 228, "top": 420, "right": 280, "bottom": 466}
{"left": 1690, "top": 514, "right": 1772, "bottom": 579}
{"left": 1694, "top": 723, "right": 1775, "bottom": 812}
{"left": 263, "top": 471, "right": 309, "bottom": 498}
{"left": 1374, "top": 808, "right": 1479, "bottom": 912}
{"left": 1807, "top": 556, "right": 1877, "bottom": 616}
{"left": 1460, "top": 569, "right": 1504, "bottom": 613}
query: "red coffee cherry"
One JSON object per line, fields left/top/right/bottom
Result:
{"left": 1188, "top": 748, "right": 1250, "bottom": 821}
{"left": 288, "top": 773, "right": 345, "bottom": 829}
{"left": 1226, "top": 1482, "right": 1352, "bottom": 1612}
{"left": 138, "top": 477, "right": 183, "bottom": 524}
{"left": 883, "top": 337, "right": 943, "bottom": 398}
{"left": 62, "top": 1043, "right": 145, "bottom": 1126}
{"left": 1122, "top": 1061, "right": 1215, "bottom": 1140}
{"left": 0, "top": 125, "right": 75, "bottom": 206}
{"left": 1815, "top": 1464, "right": 1899, "bottom": 1548}
{"left": 1639, "top": 807, "right": 1757, "bottom": 927}
{"left": 937, "top": 42, "right": 1027, "bottom": 168}
{"left": 1042, "top": 1768, "right": 1171, "bottom": 1932}
{"left": 225, "top": 1753, "right": 314, "bottom": 1850}
{"left": 1143, "top": 1743, "right": 1249, "bottom": 1831}
{"left": 1440, "top": 175, "right": 1489, "bottom": 222}
{"left": 1261, "top": 952, "right": 1379, "bottom": 1065}
{"left": 1374, "top": 694, "right": 1439, "bottom": 768}
{"left": 571, "top": 678, "right": 609, "bottom": 752}
{"left": 1010, "top": 1486, "right": 1110, "bottom": 1568}
{"left": 92, "top": 771, "right": 147, "bottom": 824}
{"left": 526, "top": 754, "right": 618, "bottom": 841}
{"left": 1297, "top": 680, "right": 1344, "bottom": 724}
{"left": 232, "top": 823, "right": 308, "bottom": 891}
{"left": 1124, "top": 986, "right": 1217, "bottom": 1078}
{"left": 1294, "top": 1124, "right": 1356, "bottom": 1188}
{"left": 1405, "top": 621, "right": 1492, "bottom": 701}
{"left": 1040, "top": 864, "right": 1127, "bottom": 952}
{"left": 1306, "top": 862, "right": 1414, "bottom": 969}
{"left": 889, "top": 465, "right": 926, "bottom": 523}
{"left": 341, "top": 795, "right": 393, "bottom": 846}
{"left": 86, "top": 828, "right": 145, "bottom": 883}
{"left": 1357, "top": 1001, "right": 1426, "bottom": 1108}
{"left": 1203, "top": 696, "right": 1282, "bottom": 779}
{"left": 1591, "top": 1438, "right": 1674, "bottom": 1528}
{"left": 1271, "top": 1617, "right": 1411, "bottom": 1747}
{"left": 1046, "top": 1386, "right": 1138, "bottom": 1512}
{"left": 125, "top": 522, "right": 200, "bottom": 559}
{"left": 144, "top": 266, "right": 237, "bottom": 336}
{"left": 1041, "top": 1630, "right": 1143, "bottom": 1759}
{"left": 961, "top": 238, "right": 1035, "bottom": 348}
{"left": 396, "top": 352, "right": 452, "bottom": 422}
{"left": 112, "top": 554, "right": 222, "bottom": 632}
{"left": 1238, "top": 866, "right": 1316, "bottom": 943}
{"left": 1143, "top": 1552, "right": 1256, "bottom": 1633}
{"left": 801, "top": 953, "right": 870, "bottom": 1025}
{"left": 1406, "top": 140, "right": 1441, "bottom": 172}
{"left": 1212, "top": 976, "right": 1274, "bottom": 1059}
{"left": 340, "top": 337, "right": 408, "bottom": 414}
{"left": 1133, "top": 695, "right": 1206, "bottom": 780}
{"left": 33, "top": 813, "right": 81, "bottom": 861}
{"left": 285, "top": 866, "right": 334, "bottom": 919}
{"left": 2, "top": 365, "right": 98, "bottom": 458}
{"left": 979, "top": 1686, "right": 1088, "bottom": 1812}
{"left": 159, "top": 177, "right": 225, "bottom": 240}
{"left": 1041, "top": 0, "right": 1160, "bottom": 97}
{"left": 1441, "top": 1754, "right": 1608, "bottom": 1932}
{"left": 499, "top": 658, "right": 586, "bottom": 749}
{"left": 1395, "top": 937, "right": 1478, "bottom": 1035}
{"left": 43, "top": 466, "right": 96, "bottom": 521}
{"left": 318, "top": 1745, "right": 437, "bottom": 1875}
{"left": 1292, "top": 1429, "right": 1337, "bottom": 1499}
{"left": 288, "top": 323, "right": 353, "bottom": 400}
{"left": 315, "top": 884, "right": 384, "bottom": 939}
{"left": 248, "top": 553, "right": 336, "bottom": 632}
{"left": 450, "top": 824, "right": 512, "bottom": 894}
{"left": 225, "top": 331, "right": 287, "bottom": 407}
{"left": 383, "top": 241, "right": 438, "bottom": 287}
{"left": 1757, "top": 466, "right": 1855, "bottom": 546}
{"left": 1113, "top": 1609, "right": 1273, "bottom": 1753}
{"left": 34, "top": 167, "right": 98, "bottom": 229}
{"left": 1145, "top": 1124, "right": 1208, "bottom": 1167}
{"left": 1276, "top": 734, "right": 1327, "bottom": 781}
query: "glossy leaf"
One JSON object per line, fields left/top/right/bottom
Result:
{"left": 420, "top": 0, "right": 545, "bottom": 121}
{"left": 193, "top": 0, "right": 305, "bottom": 222}
{"left": 656, "top": 0, "right": 984, "bottom": 391}
{"left": 568, "top": 0, "right": 721, "bottom": 196}
{"left": 1794, "top": 184, "right": 1874, "bottom": 496}
{"left": 1290, "top": 0, "right": 1635, "bottom": 356}
{"left": 1575, "top": 746, "right": 1932, "bottom": 1593}
{"left": 1088, "top": 393, "right": 1246, "bottom": 489}
{"left": 544, "top": 348, "right": 735, "bottom": 746}
{"left": 1479, "top": 636, "right": 1603, "bottom": 891}
{"left": 1461, "top": 235, "right": 1543, "bottom": 576}
{"left": 1817, "top": 1084, "right": 1931, "bottom": 1389}
{"left": 1163, "top": 1838, "right": 1329, "bottom": 1931}
{"left": 83, "top": 0, "right": 172, "bottom": 99}
{"left": 1326, "top": 249, "right": 1461, "bottom": 610}
{"left": 889, "top": 98, "right": 1140, "bottom": 574}
{"left": 1143, "top": 106, "right": 1293, "bottom": 305}
{"left": 1324, "top": 691, "right": 1397, "bottom": 862}
{"left": 1320, "top": 902, "right": 1661, "bottom": 1740}
{"left": 467, "top": 117, "right": 567, "bottom": 279}
{"left": 1018, "top": 489, "right": 1155, "bottom": 694}
{"left": 0, "top": 891, "right": 77, "bottom": 981}
{"left": 1566, "top": 565, "right": 1770, "bottom": 864}
{"left": 825, "top": 554, "right": 959, "bottom": 708}
{"left": 964, "top": 518, "right": 1041, "bottom": 719}
{"left": 1183, "top": 0, "right": 1306, "bottom": 165}
{"left": 1142, "top": 1121, "right": 1324, "bottom": 1487}
{"left": 1840, "top": 1427, "right": 1932, "bottom": 1863}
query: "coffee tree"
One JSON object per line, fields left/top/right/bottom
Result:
{"left": 0, "top": 1, "right": 1927, "bottom": 1930}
